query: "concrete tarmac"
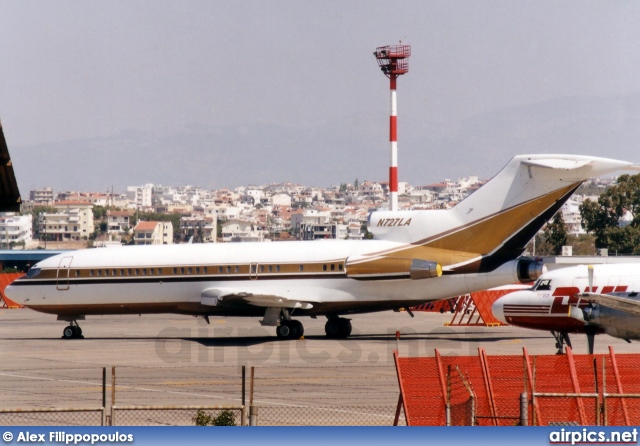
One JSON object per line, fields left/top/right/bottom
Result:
{"left": 0, "top": 308, "right": 638, "bottom": 423}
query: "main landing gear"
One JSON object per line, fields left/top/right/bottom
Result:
{"left": 62, "top": 321, "right": 84, "bottom": 339}
{"left": 276, "top": 320, "right": 304, "bottom": 340}
{"left": 325, "top": 317, "right": 352, "bottom": 339}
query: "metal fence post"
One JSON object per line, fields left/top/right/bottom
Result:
{"left": 520, "top": 392, "right": 528, "bottom": 426}
{"left": 102, "top": 367, "right": 107, "bottom": 426}
{"left": 249, "top": 405, "right": 258, "bottom": 426}
{"left": 110, "top": 366, "right": 116, "bottom": 426}
{"left": 445, "top": 365, "right": 451, "bottom": 426}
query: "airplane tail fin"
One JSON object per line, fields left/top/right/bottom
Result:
{"left": 369, "top": 154, "right": 635, "bottom": 270}
{"left": 0, "top": 121, "right": 21, "bottom": 212}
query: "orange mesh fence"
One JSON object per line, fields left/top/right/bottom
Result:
{"left": 411, "top": 298, "right": 456, "bottom": 313}
{"left": 439, "top": 354, "right": 493, "bottom": 425}
{"left": 0, "top": 273, "right": 24, "bottom": 308}
{"left": 483, "top": 354, "right": 526, "bottom": 426}
{"left": 396, "top": 347, "right": 640, "bottom": 426}
{"left": 394, "top": 356, "right": 445, "bottom": 426}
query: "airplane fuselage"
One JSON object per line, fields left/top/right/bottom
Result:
{"left": 8, "top": 239, "right": 523, "bottom": 318}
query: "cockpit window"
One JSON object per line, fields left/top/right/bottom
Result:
{"left": 533, "top": 279, "right": 552, "bottom": 291}
{"left": 25, "top": 268, "right": 42, "bottom": 278}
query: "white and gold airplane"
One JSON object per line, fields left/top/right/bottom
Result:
{"left": 6, "top": 154, "right": 636, "bottom": 340}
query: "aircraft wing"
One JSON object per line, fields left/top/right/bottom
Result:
{"left": 201, "top": 288, "right": 314, "bottom": 309}
{"left": 582, "top": 292, "right": 640, "bottom": 317}
{"left": 0, "top": 122, "right": 21, "bottom": 212}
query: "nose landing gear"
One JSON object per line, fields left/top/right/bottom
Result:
{"left": 62, "top": 321, "right": 84, "bottom": 339}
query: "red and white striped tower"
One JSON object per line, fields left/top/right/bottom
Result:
{"left": 374, "top": 45, "right": 411, "bottom": 211}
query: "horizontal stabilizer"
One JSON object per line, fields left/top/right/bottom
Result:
{"left": 582, "top": 292, "right": 640, "bottom": 317}
{"left": 522, "top": 159, "right": 591, "bottom": 170}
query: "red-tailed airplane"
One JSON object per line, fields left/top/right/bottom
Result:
{"left": 6, "top": 155, "right": 637, "bottom": 340}
{"left": 492, "top": 263, "right": 640, "bottom": 354}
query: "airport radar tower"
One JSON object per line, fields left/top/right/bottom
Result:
{"left": 374, "top": 44, "right": 411, "bottom": 211}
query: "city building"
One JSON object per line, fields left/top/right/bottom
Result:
{"left": 133, "top": 221, "right": 173, "bottom": 245}
{"left": 107, "top": 210, "right": 134, "bottom": 234}
{"left": 0, "top": 213, "right": 33, "bottom": 247}
{"left": 180, "top": 215, "right": 216, "bottom": 242}
{"left": 29, "top": 187, "right": 54, "bottom": 205}
{"left": 38, "top": 201, "right": 95, "bottom": 241}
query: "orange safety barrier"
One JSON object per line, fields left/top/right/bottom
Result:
{"left": 0, "top": 272, "right": 24, "bottom": 308}
{"left": 411, "top": 298, "right": 456, "bottom": 313}
{"left": 445, "top": 286, "right": 530, "bottom": 327}
{"left": 395, "top": 347, "right": 640, "bottom": 426}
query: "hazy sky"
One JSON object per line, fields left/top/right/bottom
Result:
{"left": 2, "top": 1, "right": 640, "bottom": 192}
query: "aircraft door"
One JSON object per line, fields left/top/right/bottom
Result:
{"left": 57, "top": 256, "right": 73, "bottom": 290}
{"left": 250, "top": 263, "right": 259, "bottom": 280}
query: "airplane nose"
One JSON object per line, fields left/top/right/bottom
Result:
{"left": 491, "top": 299, "right": 506, "bottom": 324}
{"left": 491, "top": 290, "right": 538, "bottom": 324}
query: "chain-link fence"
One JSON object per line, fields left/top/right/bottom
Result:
{"left": 0, "top": 367, "right": 107, "bottom": 409}
{"left": 112, "top": 365, "right": 243, "bottom": 407}
{"left": 253, "top": 405, "right": 403, "bottom": 426}
{"left": 0, "top": 408, "right": 105, "bottom": 426}
{"left": 111, "top": 405, "right": 245, "bottom": 426}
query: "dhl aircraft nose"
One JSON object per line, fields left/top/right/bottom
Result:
{"left": 491, "top": 290, "right": 538, "bottom": 324}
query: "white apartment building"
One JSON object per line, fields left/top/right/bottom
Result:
{"left": 220, "top": 219, "right": 258, "bottom": 242}
{"left": 180, "top": 215, "right": 216, "bottom": 242}
{"left": 133, "top": 221, "right": 173, "bottom": 245}
{"left": 107, "top": 210, "right": 134, "bottom": 233}
{"left": 39, "top": 201, "right": 94, "bottom": 241}
{"left": 127, "top": 184, "right": 154, "bottom": 208}
{"left": 29, "top": 187, "right": 54, "bottom": 205}
{"left": 290, "top": 209, "right": 332, "bottom": 237}
{"left": 0, "top": 213, "right": 32, "bottom": 246}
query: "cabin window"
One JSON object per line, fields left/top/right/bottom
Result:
{"left": 157, "top": 268, "right": 163, "bottom": 275}
{"left": 112, "top": 269, "right": 117, "bottom": 276}
{"left": 105, "top": 270, "right": 110, "bottom": 276}
{"left": 180, "top": 268, "right": 185, "bottom": 274}
{"left": 142, "top": 269, "right": 147, "bottom": 275}
{"left": 135, "top": 269, "right": 140, "bottom": 276}
{"left": 173, "top": 268, "right": 177, "bottom": 275}
{"left": 339, "top": 264, "right": 343, "bottom": 271}
{"left": 331, "top": 264, "right": 335, "bottom": 271}
{"left": 204, "top": 267, "right": 208, "bottom": 274}
{"left": 90, "top": 270, "right": 95, "bottom": 277}
{"left": 26, "top": 268, "right": 42, "bottom": 278}
{"left": 149, "top": 269, "right": 154, "bottom": 275}
{"left": 276, "top": 265, "right": 281, "bottom": 272}
{"left": 268, "top": 265, "right": 273, "bottom": 272}
{"left": 260, "top": 265, "right": 265, "bottom": 273}
{"left": 235, "top": 266, "right": 239, "bottom": 273}
{"left": 227, "top": 266, "right": 231, "bottom": 273}
{"left": 75, "top": 270, "right": 79, "bottom": 277}
{"left": 188, "top": 267, "right": 192, "bottom": 274}
{"left": 299, "top": 265, "right": 304, "bottom": 272}
{"left": 218, "top": 266, "right": 223, "bottom": 274}
{"left": 323, "top": 264, "right": 327, "bottom": 271}
{"left": 533, "top": 279, "right": 552, "bottom": 291}
{"left": 120, "top": 269, "right": 125, "bottom": 276}
{"left": 128, "top": 269, "right": 133, "bottom": 276}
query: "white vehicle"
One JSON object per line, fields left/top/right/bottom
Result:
{"left": 7, "top": 155, "right": 635, "bottom": 340}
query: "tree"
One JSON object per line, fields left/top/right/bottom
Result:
{"left": 580, "top": 173, "right": 640, "bottom": 254}
{"left": 543, "top": 212, "right": 568, "bottom": 255}
{"left": 193, "top": 409, "right": 236, "bottom": 426}
{"left": 92, "top": 205, "right": 107, "bottom": 220}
